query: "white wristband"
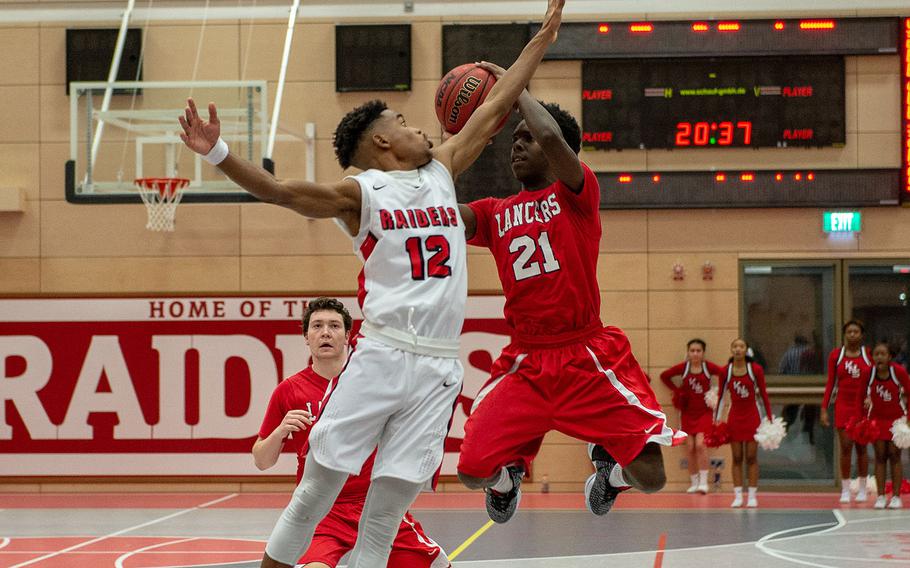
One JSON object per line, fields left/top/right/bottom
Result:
{"left": 202, "top": 138, "right": 229, "bottom": 165}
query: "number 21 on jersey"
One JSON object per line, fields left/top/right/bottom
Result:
{"left": 510, "top": 231, "right": 561, "bottom": 281}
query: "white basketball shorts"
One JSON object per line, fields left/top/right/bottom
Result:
{"left": 308, "top": 336, "right": 464, "bottom": 483}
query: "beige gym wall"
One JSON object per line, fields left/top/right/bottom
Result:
{"left": 0, "top": 11, "right": 906, "bottom": 492}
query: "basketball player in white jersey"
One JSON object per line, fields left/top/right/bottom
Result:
{"left": 178, "top": 2, "right": 564, "bottom": 566}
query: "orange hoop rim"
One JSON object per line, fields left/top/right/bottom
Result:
{"left": 134, "top": 177, "right": 191, "bottom": 189}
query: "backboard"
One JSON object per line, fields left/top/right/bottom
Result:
{"left": 66, "top": 80, "right": 304, "bottom": 203}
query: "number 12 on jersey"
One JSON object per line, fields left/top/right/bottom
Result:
{"left": 405, "top": 235, "right": 452, "bottom": 280}
{"left": 510, "top": 231, "right": 561, "bottom": 281}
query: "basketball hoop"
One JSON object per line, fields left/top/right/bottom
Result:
{"left": 134, "top": 178, "right": 189, "bottom": 232}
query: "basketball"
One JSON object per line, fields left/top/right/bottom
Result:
{"left": 435, "top": 63, "right": 499, "bottom": 134}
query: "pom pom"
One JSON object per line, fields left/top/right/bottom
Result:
{"left": 754, "top": 416, "right": 788, "bottom": 450}
{"left": 704, "top": 387, "right": 719, "bottom": 410}
{"left": 704, "top": 421, "right": 730, "bottom": 448}
{"left": 891, "top": 416, "right": 910, "bottom": 449}
{"left": 845, "top": 416, "right": 880, "bottom": 445}
{"left": 671, "top": 388, "right": 689, "bottom": 410}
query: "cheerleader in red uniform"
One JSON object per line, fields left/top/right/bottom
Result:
{"left": 821, "top": 320, "right": 873, "bottom": 503}
{"left": 660, "top": 339, "right": 724, "bottom": 494}
{"left": 715, "top": 338, "right": 772, "bottom": 508}
{"left": 864, "top": 341, "right": 910, "bottom": 509}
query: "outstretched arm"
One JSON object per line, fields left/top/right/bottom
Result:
{"left": 179, "top": 99, "right": 362, "bottom": 234}
{"left": 434, "top": 0, "right": 565, "bottom": 178}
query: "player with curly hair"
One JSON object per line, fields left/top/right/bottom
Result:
{"left": 177, "top": 2, "right": 565, "bottom": 566}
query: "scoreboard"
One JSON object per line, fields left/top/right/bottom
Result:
{"left": 582, "top": 56, "right": 845, "bottom": 150}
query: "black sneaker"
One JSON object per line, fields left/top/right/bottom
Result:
{"left": 585, "top": 443, "right": 624, "bottom": 516}
{"left": 484, "top": 465, "right": 523, "bottom": 523}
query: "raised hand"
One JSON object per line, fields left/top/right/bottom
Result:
{"left": 541, "top": 0, "right": 565, "bottom": 42}
{"left": 178, "top": 98, "right": 221, "bottom": 155}
{"left": 476, "top": 61, "right": 506, "bottom": 80}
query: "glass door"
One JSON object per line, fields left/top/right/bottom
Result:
{"left": 740, "top": 261, "right": 839, "bottom": 485}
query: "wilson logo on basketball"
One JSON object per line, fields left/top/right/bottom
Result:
{"left": 448, "top": 75, "right": 482, "bottom": 125}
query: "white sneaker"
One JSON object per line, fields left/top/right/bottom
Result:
{"left": 839, "top": 490, "right": 851, "bottom": 504}
{"left": 856, "top": 488, "right": 867, "bottom": 502}
{"left": 696, "top": 483, "right": 709, "bottom": 494}
{"left": 730, "top": 495, "right": 743, "bottom": 508}
{"left": 747, "top": 496, "right": 758, "bottom": 508}
{"left": 889, "top": 496, "right": 903, "bottom": 509}
{"left": 686, "top": 483, "right": 699, "bottom": 493}
{"left": 874, "top": 496, "right": 887, "bottom": 509}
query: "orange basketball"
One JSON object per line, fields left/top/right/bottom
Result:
{"left": 435, "top": 63, "right": 499, "bottom": 134}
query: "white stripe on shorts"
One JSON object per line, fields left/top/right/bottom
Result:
{"left": 472, "top": 353, "right": 527, "bottom": 412}
{"left": 585, "top": 346, "right": 679, "bottom": 447}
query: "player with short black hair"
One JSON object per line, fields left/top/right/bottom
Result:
{"left": 178, "top": 2, "right": 565, "bottom": 565}
{"left": 332, "top": 99, "right": 389, "bottom": 169}
{"left": 457, "top": 74, "right": 684, "bottom": 524}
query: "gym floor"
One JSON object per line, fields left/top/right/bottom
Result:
{"left": 1, "top": 491, "right": 907, "bottom": 567}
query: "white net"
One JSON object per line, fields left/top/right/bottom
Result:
{"left": 134, "top": 178, "right": 189, "bottom": 232}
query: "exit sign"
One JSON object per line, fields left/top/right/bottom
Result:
{"left": 823, "top": 211, "right": 861, "bottom": 233}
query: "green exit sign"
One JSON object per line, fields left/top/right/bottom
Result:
{"left": 823, "top": 211, "right": 861, "bottom": 233}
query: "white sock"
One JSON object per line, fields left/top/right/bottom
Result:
{"left": 734, "top": 486, "right": 743, "bottom": 497}
{"left": 609, "top": 464, "right": 629, "bottom": 488}
{"left": 698, "top": 470, "right": 708, "bottom": 485}
{"left": 841, "top": 479, "right": 850, "bottom": 492}
{"left": 748, "top": 487, "right": 757, "bottom": 499}
{"left": 690, "top": 473, "right": 699, "bottom": 486}
{"left": 857, "top": 476, "right": 867, "bottom": 489}
{"left": 490, "top": 467, "right": 514, "bottom": 493}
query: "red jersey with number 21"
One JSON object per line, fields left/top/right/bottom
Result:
{"left": 468, "top": 162, "right": 601, "bottom": 339}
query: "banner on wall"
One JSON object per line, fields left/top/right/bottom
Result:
{"left": 0, "top": 296, "right": 509, "bottom": 477}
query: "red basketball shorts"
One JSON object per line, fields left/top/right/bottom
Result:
{"left": 299, "top": 503, "right": 448, "bottom": 567}
{"left": 458, "top": 326, "right": 686, "bottom": 478}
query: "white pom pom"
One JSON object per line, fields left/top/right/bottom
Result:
{"left": 891, "top": 417, "right": 910, "bottom": 449}
{"left": 754, "top": 416, "right": 787, "bottom": 450}
{"left": 704, "top": 387, "right": 719, "bottom": 410}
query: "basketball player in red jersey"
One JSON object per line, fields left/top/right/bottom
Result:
{"left": 254, "top": 298, "right": 449, "bottom": 567}
{"left": 456, "top": 75, "right": 685, "bottom": 523}
{"left": 821, "top": 319, "right": 873, "bottom": 503}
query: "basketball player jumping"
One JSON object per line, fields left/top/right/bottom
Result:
{"left": 457, "top": 76, "right": 686, "bottom": 523}
{"left": 254, "top": 298, "right": 448, "bottom": 567}
{"left": 178, "top": 1, "right": 564, "bottom": 566}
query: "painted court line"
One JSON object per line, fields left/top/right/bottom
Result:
{"left": 448, "top": 519, "right": 495, "bottom": 560}
{"left": 653, "top": 532, "right": 667, "bottom": 568}
{"left": 8, "top": 493, "right": 238, "bottom": 568}
{"left": 753, "top": 509, "right": 846, "bottom": 568}
{"left": 114, "top": 536, "right": 199, "bottom": 568}
{"left": 0, "top": 538, "right": 9, "bottom": 551}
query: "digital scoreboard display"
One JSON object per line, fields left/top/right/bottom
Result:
{"left": 582, "top": 56, "right": 845, "bottom": 150}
